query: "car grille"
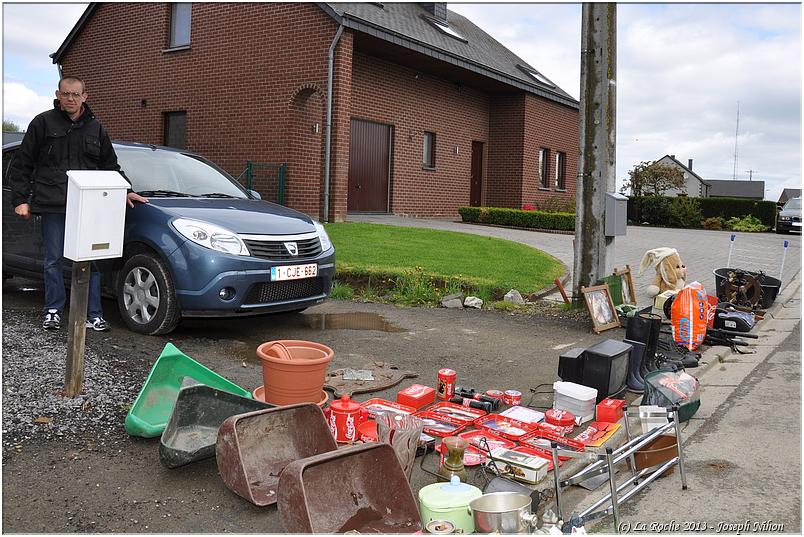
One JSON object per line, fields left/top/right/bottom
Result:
{"left": 243, "top": 237, "right": 322, "bottom": 261}
{"left": 793, "top": 216, "right": 801, "bottom": 223}
{"left": 243, "top": 278, "right": 325, "bottom": 305}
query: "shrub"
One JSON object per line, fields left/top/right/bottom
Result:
{"left": 700, "top": 197, "right": 776, "bottom": 228}
{"left": 701, "top": 216, "right": 724, "bottom": 230}
{"left": 724, "top": 214, "right": 769, "bottom": 232}
{"left": 459, "top": 206, "right": 575, "bottom": 231}
{"left": 669, "top": 197, "right": 702, "bottom": 228}
{"left": 639, "top": 196, "right": 672, "bottom": 226}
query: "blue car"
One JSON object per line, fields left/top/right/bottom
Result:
{"left": 2, "top": 141, "right": 335, "bottom": 335}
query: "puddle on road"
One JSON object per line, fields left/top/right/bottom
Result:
{"left": 188, "top": 312, "right": 406, "bottom": 364}
{"left": 303, "top": 312, "right": 406, "bottom": 333}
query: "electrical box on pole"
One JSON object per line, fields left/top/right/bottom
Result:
{"left": 573, "top": 3, "right": 618, "bottom": 302}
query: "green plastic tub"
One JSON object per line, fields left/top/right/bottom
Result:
{"left": 125, "top": 342, "right": 252, "bottom": 438}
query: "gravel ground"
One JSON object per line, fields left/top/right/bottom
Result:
{"left": 2, "top": 306, "right": 149, "bottom": 459}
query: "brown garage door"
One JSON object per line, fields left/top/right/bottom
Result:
{"left": 348, "top": 119, "right": 391, "bottom": 212}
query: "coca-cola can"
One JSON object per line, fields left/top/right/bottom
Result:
{"left": 485, "top": 389, "right": 505, "bottom": 400}
{"left": 437, "top": 368, "right": 457, "bottom": 401}
{"left": 503, "top": 389, "right": 522, "bottom": 406}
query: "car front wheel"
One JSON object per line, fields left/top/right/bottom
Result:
{"left": 117, "top": 253, "right": 181, "bottom": 335}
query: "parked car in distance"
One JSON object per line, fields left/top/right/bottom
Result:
{"left": 776, "top": 197, "right": 801, "bottom": 234}
{"left": 2, "top": 141, "right": 335, "bottom": 335}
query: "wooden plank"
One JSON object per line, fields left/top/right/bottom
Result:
{"left": 64, "top": 261, "right": 90, "bottom": 397}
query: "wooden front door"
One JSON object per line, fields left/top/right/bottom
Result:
{"left": 470, "top": 141, "right": 484, "bottom": 206}
{"left": 348, "top": 119, "right": 392, "bottom": 212}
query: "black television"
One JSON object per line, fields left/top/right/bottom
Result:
{"left": 558, "top": 339, "right": 631, "bottom": 403}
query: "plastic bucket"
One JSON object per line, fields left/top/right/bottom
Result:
{"left": 256, "top": 340, "right": 334, "bottom": 405}
{"left": 759, "top": 275, "right": 781, "bottom": 309}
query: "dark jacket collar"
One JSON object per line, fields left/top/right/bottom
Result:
{"left": 52, "top": 99, "right": 95, "bottom": 125}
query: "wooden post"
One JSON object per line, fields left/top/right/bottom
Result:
{"left": 64, "top": 261, "right": 90, "bottom": 397}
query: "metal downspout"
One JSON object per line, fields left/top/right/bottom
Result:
{"left": 323, "top": 23, "right": 344, "bottom": 222}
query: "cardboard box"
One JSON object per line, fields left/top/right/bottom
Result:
{"left": 488, "top": 447, "right": 549, "bottom": 484}
{"left": 397, "top": 384, "right": 436, "bottom": 409}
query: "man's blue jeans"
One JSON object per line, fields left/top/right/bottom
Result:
{"left": 41, "top": 213, "right": 103, "bottom": 319}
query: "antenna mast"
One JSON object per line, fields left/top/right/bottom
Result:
{"left": 732, "top": 101, "right": 740, "bottom": 180}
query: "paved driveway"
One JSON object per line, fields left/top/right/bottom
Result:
{"left": 346, "top": 215, "right": 802, "bottom": 300}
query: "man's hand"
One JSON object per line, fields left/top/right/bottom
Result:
{"left": 127, "top": 192, "right": 149, "bottom": 208}
{"left": 14, "top": 203, "right": 30, "bottom": 220}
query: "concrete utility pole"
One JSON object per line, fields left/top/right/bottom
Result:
{"left": 573, "top": 3, "right": 617, "bottom": 301}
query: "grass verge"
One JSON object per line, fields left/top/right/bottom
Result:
{"left": 325, "top": 222, "right": 564, "bottom": 307}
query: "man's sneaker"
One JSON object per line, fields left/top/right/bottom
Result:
{"left": 85, "top": 317, "right": 110, "bottom": 332}
{"left": 43, "top": 309, "right": 61, "bottom": 330}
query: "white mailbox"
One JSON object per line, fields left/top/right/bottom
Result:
{"left": 605, "top": 192, "right": 628, "bottom": 237}
{"left": 64, "top": 170, "right": 129, "bottom": 261}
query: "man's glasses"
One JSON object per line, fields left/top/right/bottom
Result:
{"left": 58, "top": 91, "right": 83, "bottom": 100}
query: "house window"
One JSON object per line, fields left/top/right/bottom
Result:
{"left": 164, "top": 112, "right": 187, "bottom": 149}
{"left": 422, "top": 15, "right": 467, "bottom": 42}
{"left": 517, "top": 64, "right": 556, "bottom": 89}
{"left": 555, "top": 151, "right": 566, "bottom": 190}
{"left": 169, "top": 3, "right": 192, "bottom": 48}
{"left": 538, "top": 148, "right": 550, "bottom": 189}
{"left": 423, "top": 131, "right": 436, "bottom": 168}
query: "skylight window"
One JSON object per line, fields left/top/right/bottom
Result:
{"left": 422, "top": 15, "right": 467, "bottom": 42}
{"left": 517, "top": 64, "right": 556, "bottom": 89}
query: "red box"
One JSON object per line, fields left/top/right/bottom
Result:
{"left": 397, "top": 384, "right": 436, "bottom": 409}
{"left": 596, "top": 398, "right": 627, "bottom": 423}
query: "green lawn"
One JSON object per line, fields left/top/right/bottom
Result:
{"left": 324, "top": 222, "right": 564, "bottom": 298}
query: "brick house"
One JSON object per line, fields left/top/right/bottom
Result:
{"left": 52, "top": 2, "right": 580, "bottom": 221}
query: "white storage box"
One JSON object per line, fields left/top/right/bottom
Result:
{"left": 553, "top": 381, "right": 597, "bottom": 423}
{"left": 64, "top": 170, "right": 129, "bottom": 262}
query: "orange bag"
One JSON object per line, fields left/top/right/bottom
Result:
{"left": 671, "top": 282, "right": 711, "bottom": 351}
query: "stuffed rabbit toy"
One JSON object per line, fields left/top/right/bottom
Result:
{"left": 639, "top": 247, "right": 687, "bottom": 297}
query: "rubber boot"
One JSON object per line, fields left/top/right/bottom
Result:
{"left": 625, "top": 340, "right": 645, "bottom": 393}
{"left": 626, "top": 312, "right": 662, "bottom": 378}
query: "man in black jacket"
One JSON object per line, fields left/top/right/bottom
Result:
{"left": 8, "top": 76, "right": 148, "bottom": 331}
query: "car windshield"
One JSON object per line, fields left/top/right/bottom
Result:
{"left": 115, "top": 147, "right": 249, "bottom": 198}
{"left": 784, "top": 198, "right": 801, "bottom": 210}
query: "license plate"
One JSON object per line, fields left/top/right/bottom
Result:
{"left": 271, "top": 263, "right": 317, "bottom": 281}
{"left": 793, "top": 222, "right": 801, "bottom": 227}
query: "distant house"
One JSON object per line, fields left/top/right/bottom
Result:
{"left": 654, "top": 155, "right": 710, "bottom": 197}
{"left": 50, "top": 2, "right": 580, "bottom": 221}
{"left": 778, "top": 188, "right": 801, "bottom": 205}
{"left": 706, "top": 179, "right": 765, "bottom": 200}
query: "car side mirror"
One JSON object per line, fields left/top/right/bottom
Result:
{"left": 248, "top": 189, "right": 262, "bottom": 200}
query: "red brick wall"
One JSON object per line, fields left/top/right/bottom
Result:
{"left": 523, "top": 94, "right": 579, "bottom": 211}
{"left": 350, "top": 52, "right": 490, "bottom": 218}
{"left": 60, "top": 2, "right": 349, "bottom": 219}
{"left": 488, "top": 94, "right": 525, "bottom": 208}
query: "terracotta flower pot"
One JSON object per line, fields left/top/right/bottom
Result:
{"left": 256, "top": 340, "right": 334, "bottom": 405}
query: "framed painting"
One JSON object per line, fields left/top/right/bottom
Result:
{"left": 613, "top": 265, "right": 637, "bottom": 306}
{"left": 581, "top": 285, "right": 621, "bottom": 333}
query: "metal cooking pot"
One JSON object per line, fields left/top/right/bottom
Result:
{"left": 468, "top": 492, "right": 539, "bottom": 534}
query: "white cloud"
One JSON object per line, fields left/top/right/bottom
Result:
{"left": 2, "top": 3, "right": 87, "bottom": 69}
{"left": 3, "top": 82, "right": 52, "bottom": 129}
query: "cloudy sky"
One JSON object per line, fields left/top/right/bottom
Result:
{"left": 3, "top": 3, "right": 801, "bottom": 200}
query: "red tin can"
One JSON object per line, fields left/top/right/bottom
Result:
{"left": 503, "top": 390, "right": 522, "bottom": 406}
{"left": 485, "top": 389, "right": 505, "bottom": 401}
{"left": 436, "top": 368, "right": 457, "bottom": 401}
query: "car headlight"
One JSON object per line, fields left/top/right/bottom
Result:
{"left": 314, "top": 221, "right": 333, "bottom": 252}
{"left": 779, "top": 216, "right": 792, "bottom": 222}
{"left": 172, "top": 218, "right": 250, "bottom": 256}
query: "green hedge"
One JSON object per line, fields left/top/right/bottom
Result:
{"left": 628, "top": 195, "right": 776, "bottom": 228}
{"left": 458, "top": 206, "right": 575, "bottom": 231}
